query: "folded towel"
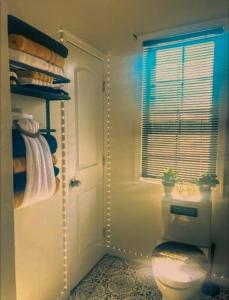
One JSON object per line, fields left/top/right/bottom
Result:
{"left": 10, "top": 71, "right": 18, "bottom": 85}
{"left": 14, "top": 191, "right": 24, "bottom": 208}
{"left": 9, "top": 34, "right": 49, "bottom": 58}
{"left": 10, "top": 79, "right": 17, "bottom": 85}
{"left": 15, "top": 70, "right": 54, "bottom": 84}
{"left": 13, "top": 157, "right": 26, "bottom": 174}
{"left": 13, "top": 155, "right": 57, "bottom": 174}
{"left": 9, "top": 34, "right": 65, "bottom": 68}
{"left": 9, "top": 48, "right": 64, "bottom": 77}
{"left": 52, "top": 154, "right": 57, "bottom": 165}
{"left": 55, "top": 177, "right": 60, "bottom": 192}
{"left": 12, "top": 130, "right": 57, "bottom": 157}
{"left": 10, "top": 71, "right": 17, "bottom": 79}
{"left": 14, "top": 177, "right": 61, "bottom": 208}
{"left": 13, "top": 167, "right": 60, "bottom": 192}
{"left": 21, "top": 85, "right": 69, "bottom": 97}
{"left": 17, "top": 78, "right": 53, "bottom": 87}
{"left": 12, "top": 111, "right": 33, "bottom": 121}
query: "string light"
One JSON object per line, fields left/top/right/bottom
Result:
{"left": 59, "top": 27, "right": 64, "bottom": 44}
{"left": 104, "top": 54, "right": 152, "bottom": 262}
{"left": 105, "top": 54, "right": 112, "bottom": 249}
{"left": 57, "top": 100, "right": 68, "bottom": 299}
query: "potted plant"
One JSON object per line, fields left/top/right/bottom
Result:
{"left": 196, "top": 174, "right": 219, "bottom": 201}
{"left": 162, "top": 168, "right": 178, "bottom": 196}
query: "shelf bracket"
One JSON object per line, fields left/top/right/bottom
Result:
{"left": 45, "top": 100, "right": 51, "bottom": 135}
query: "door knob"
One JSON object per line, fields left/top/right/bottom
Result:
{"left": 70, "top": 178, "right": 81, "bottom": 187}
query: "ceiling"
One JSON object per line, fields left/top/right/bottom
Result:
{"left": 8, "top": 0, "right": 228, "bottom": 53}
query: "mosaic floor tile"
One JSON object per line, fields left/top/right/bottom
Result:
{"left": 71, "top": 254, "right": 229, "bottom": 300}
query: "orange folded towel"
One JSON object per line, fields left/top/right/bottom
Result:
{"left": 13, "top": 155, "right": 57, "bottom": 174}
{"left": 9, "top": 34, "right": 65, "bottom": 68}
{"left": 13, "top": 157, "right": 26, "bottom": 174}
{"left": 52, "top": 154, "right": 57, "bottom": 166}
{"left": 14, "top": 191, "right": 24, "bottom": 208}
{"left": 14, "top": 176, "right": 61, "bottom": 208}
{"left": 9, "top": 34, "right": 38, "bottom": 57}
{"left": 55, "top": 177, "right": 60, "bottom": 192}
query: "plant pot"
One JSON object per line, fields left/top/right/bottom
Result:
{"left": 163, "top": 185, "right": 174, "bottom": 197}
{"left": 199, "top": 187, "right": 212, "bottom": 201}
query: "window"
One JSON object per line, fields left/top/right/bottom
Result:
{"left": 141, "top": 28, "right": 225, "bottom": 182}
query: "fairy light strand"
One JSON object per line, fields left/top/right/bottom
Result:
{"left": 105, "top": 54, "right": 112, "bottom": 248}
{"left": 104, "top": 54, "right": 151, "bottom": 262}
{"left": 56, "top": 29, "right": 68, "bottom": 299}
{"left": 57, "top": 101, "right": 68, "bottom": 299}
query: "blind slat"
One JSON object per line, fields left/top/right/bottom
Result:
{"left": 141, "top": 30, "right": 222, "bottom": 182}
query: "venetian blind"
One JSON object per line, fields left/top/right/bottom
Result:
{"left": 141, "top": 28, "right": 224, "bottom": 182}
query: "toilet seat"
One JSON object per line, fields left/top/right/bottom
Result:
{"left": 152, "top": 241, "right": 207, "bottom": 289}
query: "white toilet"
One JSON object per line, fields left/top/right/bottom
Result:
{"left": 152, "top": 197, "right": 212, "bottom": 300}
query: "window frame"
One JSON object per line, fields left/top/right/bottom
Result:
{"left": 142, "top": 35, "right": 220, "bottom": 182}
{"left": 136, "top": 19, "right": 228, "bottom": 189}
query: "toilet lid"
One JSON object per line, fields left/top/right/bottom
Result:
{"left": 152, "top": 241, "right": 207, "bottom": 289}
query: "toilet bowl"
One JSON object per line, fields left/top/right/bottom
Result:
{"left": 152, "top": 241, "right": 208, "bottom": 300}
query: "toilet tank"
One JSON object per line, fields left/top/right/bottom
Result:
{"left": 161, "top": 198, "right": 211, "bottom": 247}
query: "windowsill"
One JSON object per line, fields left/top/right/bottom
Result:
{"left": 139, "top": 177, "right": 162, "bottom": 185}
{"left": 139, "top": 177, "right": 221, "bottom": 204}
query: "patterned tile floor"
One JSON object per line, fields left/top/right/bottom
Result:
{"left": 71, "top": 254, "right": 229, "bottom": 300}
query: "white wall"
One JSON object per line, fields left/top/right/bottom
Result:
{"left": 108, "top": 38, "right": 229, "bottom": 282}
{"left": 108, "top": 45, "right": 163, "bottom": 256}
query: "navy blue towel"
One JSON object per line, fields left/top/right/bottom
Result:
{"left": 12, "top": 130, "right": 57, "bottom": 158}
{"left": 13, "top": 167, "right": 60, "bottom": 192}
{"left": 24, "top": 85, "right": 69, "bottom": 96}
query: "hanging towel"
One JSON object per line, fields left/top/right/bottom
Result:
{"left": 16, "top": 118, "right": 56, "bottom": 207}
{"left": 13, "top": 167, "right": 59, "bottom": 192}
{"left": 13, "top": 155, "right": 57, "bottom": 174}
{"left": 12, "top": 130, "right": 57, "bottom": 157}
{"left": 14, "top": 177, "right": 61, "bottom": 208}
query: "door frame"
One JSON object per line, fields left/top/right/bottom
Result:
{"left": 0, "top": 0, "right": 17, "bottom": 299}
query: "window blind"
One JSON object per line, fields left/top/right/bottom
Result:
{"left": 141, "top": 28, "right": 224, "bottom": 182}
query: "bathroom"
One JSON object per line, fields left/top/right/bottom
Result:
{"left": 0, "top": 0, "right": 228, "bottom": 299}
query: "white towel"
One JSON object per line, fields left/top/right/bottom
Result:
{"left": 9, "top": 48, "right": 64, "bottom": 77}
{"left": 12, "top": 111, "right": 33, "bottom": 121}
{"left": 17, "top": 118, "right": 56, "bottom": 208}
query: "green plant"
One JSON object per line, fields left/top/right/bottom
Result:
{"left": 162, "top": 168, "right": 178, "bottom": 187}
{"left": 196, "top": 174, "right": 219, "bottom": 191}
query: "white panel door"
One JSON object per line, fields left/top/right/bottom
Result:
{"left": 66, "top": 44, "right": 105, "bottom": 290}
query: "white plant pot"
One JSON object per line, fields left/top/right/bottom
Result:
{"left": 199, "top": 189, "right": 211, "bottom": 201}
{"left": 164, "top": 185, "right": 174, "bottom": 196}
